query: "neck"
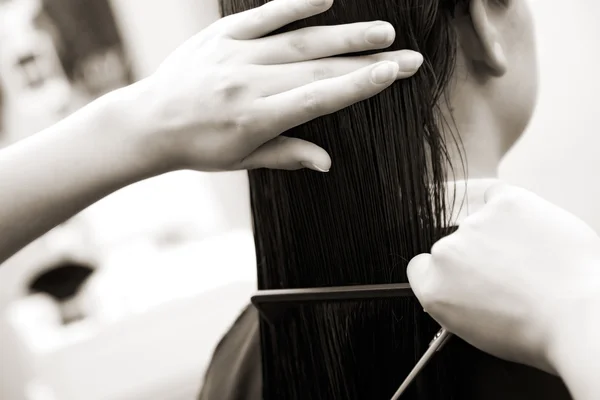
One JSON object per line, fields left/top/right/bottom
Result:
{"left": 444, "top": 117, "right": 507, "bottom": 181}
{"left": 441, "top": 80, "right": 516, "bottom": 181}
{"left": 439, "top": 98, "right": 506, "bottom": 223}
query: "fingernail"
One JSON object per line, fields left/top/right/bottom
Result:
{"left": 301, "top": 162, "right": 329, "bottom": 172}
{"left": 397, "top": 52, "right": 424, "bottom": 73}
{"left": 371, "top": 61, "right": 399, "bottom": 84}
{"left": 365, "top": 24, "right": 395, "bottom": 45}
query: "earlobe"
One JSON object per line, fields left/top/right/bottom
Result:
{"left": 469, "top": 0, "right": 507, "bottom": 77}
{"left": 491, "top": 41, "right": 507, "bottom": 76}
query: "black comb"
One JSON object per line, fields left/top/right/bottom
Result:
{"left": 251, "top": 283, "right": 414, "bottom": 324}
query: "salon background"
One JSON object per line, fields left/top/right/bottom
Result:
{"left": 0, "top": 0, "right": 598, "bottom": 399}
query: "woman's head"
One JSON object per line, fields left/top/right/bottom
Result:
{"left": 444, "top": 0, "right": 538, "bottom": 177}
{"left": 220, "top": 0, "right": 539, "bottom": 180}
{"left": 219, "top": 0, "right": 545, "bottom": 399}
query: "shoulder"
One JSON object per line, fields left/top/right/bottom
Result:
{"left": 198, "top": 304, "right": 262, "bottom": 400}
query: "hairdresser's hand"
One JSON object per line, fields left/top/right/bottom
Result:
{"left": 127, "top": 0, "right": 423, "bottom": 173}
{"left": 407, "top": 183, "right": 600, "bottom": 374}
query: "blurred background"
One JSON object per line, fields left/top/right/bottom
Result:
{"left": 0, "top": 0, "right": 598, "bottom": 399}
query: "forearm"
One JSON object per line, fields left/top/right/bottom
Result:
{"left": 0, "top": 84, "right": 158, "bottom": 264}
{"left": 549, "top": 296, "right": 600, "bottom": 400}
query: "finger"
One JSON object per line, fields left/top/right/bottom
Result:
{"left": 239, "top": 136, "right": 331, "bottom": 171}
{"left": 406, "top": 253, "right": 435, "bottom": 308}
{"left": 255, "top": 61, "right": 401, "bottom": 139}
{"left": 223, "top": 0, "right": 334, "bottom": 40}
{"left": 256, "top": 50, "right": 423, "bottom": 96}
{"left": 484, "top": 182, "right": 514, "bottom": 204}
{"left": 249, "top": 21, "right": 395, "bottom": 64}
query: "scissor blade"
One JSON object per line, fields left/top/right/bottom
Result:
{"left": 390, "top": 329, "right": 452, "bottom": 400}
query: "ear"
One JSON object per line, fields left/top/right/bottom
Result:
{"left": 458, "top": 0, "right": 508, "bottom": 77}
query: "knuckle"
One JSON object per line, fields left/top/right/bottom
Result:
{"left": 215, "top": 76, "right": 246, "bottom": 100}
{"left": 218, "top": 108, "right": 256, "bottom": 138}
{"left": 219, "top": 39, "right": 244, "bottom": 63}
{"left": 302, "top": 89, "right": 323, "bottom": 114}
{"left": 430, "top": 237, "right": 456, "bottom": 264}
{"left": 287, "top": 35, "right": 309, "bottom": 55}
{"left": 312, "top": 66, "right": 333, "bottom": 82}
{"left": 232, "top": 111, "right": 258, "bottom": 135}
{"left": 341, "top": 33, "right": 359, "bottom": 52}
{"left": 202, "top": 37, "right": 238, "bottom": 64}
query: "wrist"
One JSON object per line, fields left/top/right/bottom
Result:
{"left": 103, "top": 78, "right": 180, "bottom": 177}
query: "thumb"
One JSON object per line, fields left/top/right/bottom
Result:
{"left": 484, "top": 182, "right": 515, "bottom": 204}
{"left": 240, "top": 136, "right": 331, "bottom": 172}
{"left": 407, "top": 253, "right": 435, "bottom": 307}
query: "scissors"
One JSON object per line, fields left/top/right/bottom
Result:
{"left": 251, "top": 283, "right": 453, "bottom": 400}
{"left": 390, "top": 328, "right": 453, "bottom": 399}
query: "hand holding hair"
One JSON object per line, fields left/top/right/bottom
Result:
{"left": 0, "top": 0, "right": 424, "bottom": 264}
{"left": 134, "top": 0, "right": 423, "bottom": 173}
{"left": 407, "top": 183, "right": 600, "bottom": 400}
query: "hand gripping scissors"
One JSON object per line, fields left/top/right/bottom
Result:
{"left": 251, "top": 283, "right": 453, "bottom": 400}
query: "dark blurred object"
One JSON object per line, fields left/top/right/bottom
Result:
{"left": 40, "top": 0, "right": 132, "bottom": 96}
{"left": 28, "top": 261, "right": 95, "bottom": 323}
{"left": 29, "top": 262, "right": 94, "bottom": 301}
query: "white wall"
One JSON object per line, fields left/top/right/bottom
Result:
{"left": 501, "top": 0, "right": 600, "bottom": 231}
{"left": 108, "top": 0, "right": 220, "bottom": 78}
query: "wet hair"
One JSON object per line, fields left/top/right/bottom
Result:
{"left": 220, "top": 0, "right": 470, "bottom": 398}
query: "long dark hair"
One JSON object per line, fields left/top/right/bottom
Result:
{"left": 221, "top": 0, "right": 467, "bottom": 398}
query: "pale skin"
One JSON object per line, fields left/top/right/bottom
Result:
{"left": 408, "top": 183, "right": 600, "bottom": 400}
{"left": 0, "top": 0, "right": 599, "bottom": 397}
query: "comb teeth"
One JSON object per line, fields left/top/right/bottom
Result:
{"left": 251, "top": 283, "right": 414, "bottom": 325}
